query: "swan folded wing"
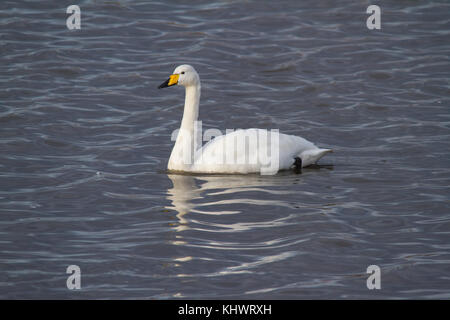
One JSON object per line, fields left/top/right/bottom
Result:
{"left": 192, "top": 129, "right": 263, "bottom": 173}
{"left": 191, "top": 128, "right": 324, "bottom": 173}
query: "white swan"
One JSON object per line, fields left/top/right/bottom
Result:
{"left": 158, "top": 64, "right": 332, "bottom": 175}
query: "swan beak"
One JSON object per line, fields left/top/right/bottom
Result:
{"left": 158, "top": 74, "right": 179, "bottom": 89}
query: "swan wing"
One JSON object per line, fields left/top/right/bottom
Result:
{"left": 191, "top": 128, "right": 329, "bottom": 174}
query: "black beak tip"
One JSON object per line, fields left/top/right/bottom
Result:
{"left": 158, "top": 78, "right": 170, "bottom": 89}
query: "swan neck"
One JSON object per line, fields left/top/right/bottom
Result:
{"left": 180, "top": 84, "right": 201, "bottom": 131}
{"left": 168, "top": 84, "right": 201, "bottom": 171}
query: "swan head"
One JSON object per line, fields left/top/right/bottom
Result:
{"left": 158, "top": 64, "right": 200, "bottom": 89}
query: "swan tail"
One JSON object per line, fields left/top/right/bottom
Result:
{"left": 298, "top": 148, "right": 332, "bottom": 167}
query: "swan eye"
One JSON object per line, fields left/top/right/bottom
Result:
{"left": 181, "top": 71, "right": 185, "bottom": 74}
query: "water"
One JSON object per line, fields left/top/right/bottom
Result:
{"left": 1, "top": 0, "right": 449, "bottom": 299}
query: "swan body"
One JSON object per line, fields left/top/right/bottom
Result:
{"left": 158, "top": 65, "right": 331, "bottom": 175}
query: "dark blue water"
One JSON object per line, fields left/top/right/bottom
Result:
{"left": 1, "top": 0, "right": 449, "bottom": 299}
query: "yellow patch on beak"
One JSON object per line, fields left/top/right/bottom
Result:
{"left": 168, "top": 74, "right": 179, "bottom": 86}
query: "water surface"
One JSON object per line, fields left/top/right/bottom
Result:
{"left": 1, "top": 0, "right": 449, "bottom": 299}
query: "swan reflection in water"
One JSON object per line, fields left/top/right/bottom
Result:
{"left": 165, "top": 172, "right": 302, "bottom": 247}
{"left": 164, "top": 167, "right": 332, "bottom": 283}
{"left": 165, "top": 167, "right": 332, "bottom": 233}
